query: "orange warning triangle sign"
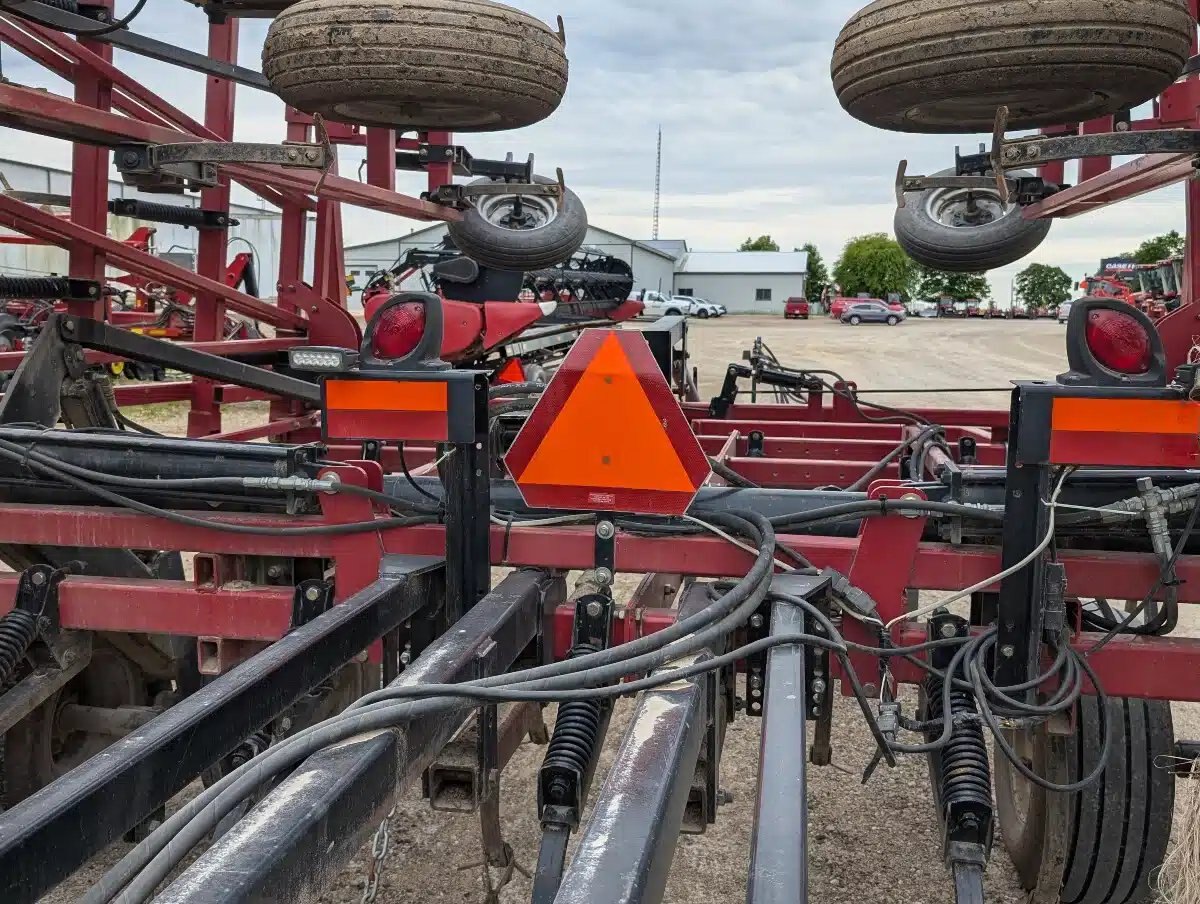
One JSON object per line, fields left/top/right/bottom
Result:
{"left": 517, "top": 333, "right": 696, "bottom": 493}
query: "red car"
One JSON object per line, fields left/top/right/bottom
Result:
{"left": 784, "top": 298, "right": 810, "bottom": 320}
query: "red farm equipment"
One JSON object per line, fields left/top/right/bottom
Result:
{"left": 0, "top": 2, "right": 1198, "bottom": 904}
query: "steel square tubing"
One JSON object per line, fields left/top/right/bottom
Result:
{"left": 747, "top": 574, "right": 828, "bottom": 904}
{"left": 0, "top": 555, "right": 445, "bottom": 902}
{"left": 155, "top": 568, "right": 562, "bottom": 903}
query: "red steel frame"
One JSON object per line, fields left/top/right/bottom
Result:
{"left": 0, "top": 9, "right": 1193, "bottom": 711}
{"left": 0, "top": 12, "right": 459, "bottom": 439}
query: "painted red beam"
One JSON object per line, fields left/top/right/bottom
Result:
{"left": 110, "top": 382, "right": 272, "bottom": 405}
{"left": 0, "top": 575, "right": 294, "bottom": 640}
{"left": 1025, "top": 153, "right": 1196, "bottom": 219}
{"left": 209, "top": 412, "right": 320, "bottom": 443}
{"left": 689, "top": 418, "right": 995, "bottom": 442}
{"left": 0, "top": 337, "right": 301, "bottom": 371}
{"left": 0, "top": 504, "right": 1194, "bottom": 605}
{"left": 0, "top": 193, "right": 306, "bottom": 330}
{"left": 0, "top": 82, "right": 456, "bottom": 223}
{"left": 697, "top": 434, "right": 1006, "bottom": 466}
{"left": 683, "top": 403, "right": 1010, "bottom": 430}
{"left": 892, "top": 626, "right": 1200, "bottom": 703}
{"left": 727, "top": 456, "right": 900, "bottom": 488}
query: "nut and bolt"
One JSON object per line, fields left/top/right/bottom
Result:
{"left": 749, "top": 674, "right": 762, "bottom": 689}
{"left": 1003, "top": 147, "right": 1021, "bottom": 161}
{"left": 749, "top": 614, "right": 764, "bottom": 629}
{"left": 304, "top": 586, "right": 321, "bottom": 602}
{"left": 122, "top": 151, "right": 140, "bottom": 166}
{"left": 718, "top": 789, "right": 735, "bottom": 805}
{"left": 62, "top": 320, "right": 75, "bottom": 333}
{"left": 585, "top": 600, "right": 603, "bottom": 618}
{"left": 594, "top": 567, "right": 613, "bottom": 586}
{"left": 811, "top": 679, "right": 827, "bottom": 695}
{"left": 31, "top": 571, "right": 46, "bottom": 586}
{"left": 278, "top": 716, "right": 293, "bottom": 734}
{"left": 1000, "top": 644, "right": 1016, "bottom": 659}
{"left": 286, "top": 149, "right": 299, "bottom": 160}
{"left": 596, "top": 520, "right": 615, "bottom": 540}
{"left": 305, "top": 149, "right": 318, "bottom": 161}
{"left": 940, "top": 622, "right": 959, "bottom": 639}
{"left": 267, "top": 565, "right": 284, "bottom": 579}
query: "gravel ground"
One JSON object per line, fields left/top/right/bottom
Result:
{"left": 37, "top": 316, "right": 1198, "bottom": 903}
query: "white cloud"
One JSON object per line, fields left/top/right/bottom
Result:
{"left": 0, "top": 0, "right": 1184, "bottom": 302}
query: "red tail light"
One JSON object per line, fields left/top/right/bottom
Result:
{"left": 371, "top": 302, "right": 425, "bottom": 360}
{"left": 1085, "top": 308, "right": 1152, "bottom": 374}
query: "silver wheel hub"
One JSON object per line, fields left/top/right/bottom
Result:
{"left": 926, "top": 187, "right": 1011, "bottom": 228}
{"left": 477, "top": 193, "right": 559, "bottom": 232}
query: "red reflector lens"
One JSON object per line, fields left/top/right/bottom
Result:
{"left": 1085, "top": 309, "right": 1152, "bottom": 375}
{"left": 371, "top": 302, "right": 425, "bottom": 359}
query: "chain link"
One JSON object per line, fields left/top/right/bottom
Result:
{"left": 360, "top": 805, "right": 396, "bottom": 904}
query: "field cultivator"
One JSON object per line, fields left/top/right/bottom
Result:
{"left": 0, "top": 2, "right": 1199, "bottom": 904}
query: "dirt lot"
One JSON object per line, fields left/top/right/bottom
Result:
{"left": 44, "top": 316, "right": 1197, "bottom": 903}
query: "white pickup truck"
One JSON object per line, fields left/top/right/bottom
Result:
{"left": 630, "top": 290, "right": 694, "bottom": 317}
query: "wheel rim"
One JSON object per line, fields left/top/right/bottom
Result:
{"left": 925, "top": 186, "right": 1011, "bottom": 229}
{"left": 476, "top": 192, "right": 560, "bottom": 232}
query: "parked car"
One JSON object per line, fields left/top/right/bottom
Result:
{"left": 1058, "top": 300, "right": 1074, "bottom": 324}
{"left": 675, "top": 295, "right": 721, "bottom": 318}
{"left": 688, "top": 296, "right": 725, "bottom": 317}
{"left": 840, "top": 300, "right": 905, "bottom": 325}
{"left": 632, "top": 290, "right": 693, "bottom": 318}
{"left": 831, "top": 296, "right": 895, "bottom": 319}
{"left": 784, "top": 298, "right": 810, "bottom": 320}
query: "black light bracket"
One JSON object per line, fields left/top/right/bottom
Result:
{"left": 359, "top": 292, "right": 449, "bottom": 372}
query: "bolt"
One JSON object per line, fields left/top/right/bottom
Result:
{"left": 811, "top": 679, "right": 827, "bottom": 695}
{"left": 749, "top": 614, "right": 764, "bottom": 629}
{"left": 267, "top": 565, "right": 284, "bottom": 579}
{"left": 1012, "top": 489, "right": 1023, "bottom": 499}
{"left": 305, "top": 586, "right": 321, "bottom": 602}
{"left": 751, "top": 688, "right": 762, "bottom": 699}
{"left": 585, "top": 600, "right": 603, "bottom": 618}
{"left": 88, "top": 286, "right": 98, "bottom": 296}
{"left": 30, "top": 571, "right": 45, "bottom": 586}
{"left": 596, "top": 520, "right": 615, "bottom": 540}
{"left": 62, "top": 320, "right": 75, "bottom": 333}
{"left": 1000, "top": 645, "right": 1016, "bottom": 659}
{"left": 445, "top": 148, "right": 454, "bottom": 158}
{"left": 1003, "top": 147, "right": 1021, "bottom": 161}
{"left": 594, "top": 567, "right": 613, "bottom": 586}
{"left": 940, "top": 622, "right": 959, "bottom": 639}
{"left": 718, "top": 789, "right": 734, "bottom": 805}
{"left": 305, "top": 149, "right": 318, "bottom": 161}
{"left": 749, "top": 674, "right": 762, "bottom": 689}
{"left": 287, "top": 148, "right": 299, "bottom": 160}
{"left": 750, "top": 702, "right": 762, "bottom": 713}
{"left": 61, "top": 650, "right": 75, "bottom": 666}
{"left": 278, "top": 716, "right": 293, "bottom": 734}
{"left": 37, "top": 616, "right": 50, "bottom": 634}
{"left": 122, "top": 151, "right": 140, "bottom": 166}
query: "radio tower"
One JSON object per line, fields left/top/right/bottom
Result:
{"left": 652, "top": 126, "right": 662, "bottom": 240}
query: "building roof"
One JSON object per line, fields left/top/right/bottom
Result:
{"left": 344, "top": 222, "right": 681, "bottom": 262}
{"left": 679, "top": 251, "right": 808, "bottom": 275}
{"left": 640, "top": 239, "right": 689, "bottom": 260}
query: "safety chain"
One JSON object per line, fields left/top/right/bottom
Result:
{"left": 360, "top": 805, "right": 397, "bottom": 904}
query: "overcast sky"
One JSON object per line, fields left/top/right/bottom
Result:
{"left": 0, "top": 0, "right": 1186, "bottom": 302}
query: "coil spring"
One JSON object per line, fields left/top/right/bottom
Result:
{"left": 927, "top": 675, "right": 992, "bottom": 821}
{"left": 0, "top": 276, "right": 71, "bottom": 301}
{"left": 542, "top": 641, "right": 604, "bottom": 806}
{"left": 0, "top": 608, "right": 38, "bottom": 684}
{"left": 110, "top": 199, "right": 225, "bottom": 229}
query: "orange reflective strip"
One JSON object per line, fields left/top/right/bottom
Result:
{"left": 1052, "top": 398, "right": 1200, "bottom": 435}
{"left": 517, "top": 333, "right": 695, "bottom": 492}
{"left": 326, "top": 379, "right": 447, "bottom": 412}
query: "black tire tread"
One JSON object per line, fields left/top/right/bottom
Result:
{"left": 263, "top": 0, "right": 567, "bottom": 131}
{"left": 447, "top": 175, "right": 588, "bottom": 272}
{"left": 832, "top": 0, "right": 1193, "bottom": 133}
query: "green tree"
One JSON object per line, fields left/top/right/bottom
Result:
{"left": 1133, "top": 231, "right": 1185, "bottom": 264}
{"left": 913, "top": 265, "right": 991, "bottom": 301}
{"left": 798, "top": 242, "right": 830, "bottom": 301}
{"left": 1014, "top": 263, "right": 1073, "bottom": 311}
{"left": 739, "top": 235, "right": 781, "bottom": 252}
{"left": 832, "top": 233, "right": 915, "bottom": 299}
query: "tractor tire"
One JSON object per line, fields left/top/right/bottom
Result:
{"left": 262, "top": 0, "right": 568, "bottom": 131}
{"left": 832, "top": 0, "right": 1194, "bottom": 133}
{"left": 447, "top": 175, "right": 588, "bottom": 272}
{"left": 895, "top": 169, "right": 1051, "bottom": 272}
{"left": 994, "top": 697, "right": 1175, "bottom": 904}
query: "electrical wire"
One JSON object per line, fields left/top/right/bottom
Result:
{"left": 8, "top": 0, "right": 149, "bottom": 35}
{"left": 397, "top": 442, "right": 442, "bottom": 507}
{"left": 885, "top": 468, "right": 1071, "bottom": 630}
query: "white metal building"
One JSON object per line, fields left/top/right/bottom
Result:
{"left": 674, "top": 251, "right": 808, "bottom": 314}
{"left": 0, "top": 158, "right": 305, "bottom": 296}
{"left": 344, "top": 223, "right": 679, "bottom": 304}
